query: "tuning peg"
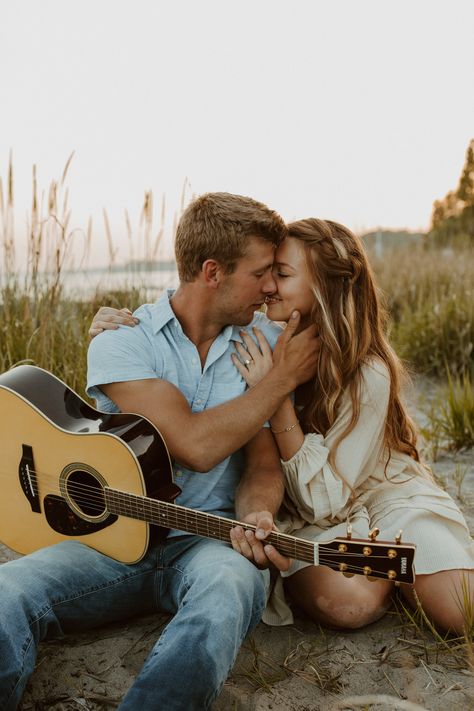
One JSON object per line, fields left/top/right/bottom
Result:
{"left": 395, "top": 530, "right": 403, "bottom": 545}
{"left": 369, "top": 527, "right": 380, "bottom": 541}
{"left": 346, "top": 522, "right": 353, "bottom": 540}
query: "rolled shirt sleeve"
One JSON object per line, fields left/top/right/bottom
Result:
{"left": 86, "top": 314, "right": 160, "bottom": 412}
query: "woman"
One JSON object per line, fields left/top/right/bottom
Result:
{"left": 89, "top": 219, "right": 474, "bottom": 634}
{"left": 230, "top": 218, "right": 474, "bottom": 633}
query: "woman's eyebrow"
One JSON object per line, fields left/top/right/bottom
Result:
{"left": 274, "top": 261, "right": 295, "bottom": 269}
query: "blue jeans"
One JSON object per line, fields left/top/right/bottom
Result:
{"left": 0, "top": 536, "right": 269, "bottom": 710}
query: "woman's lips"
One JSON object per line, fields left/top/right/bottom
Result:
{"left": 265, "top": 297, "right": 282, "bottom": 305}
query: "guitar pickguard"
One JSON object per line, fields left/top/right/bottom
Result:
{"left": 44, "top": 495, "right": 118, "bottom": 536}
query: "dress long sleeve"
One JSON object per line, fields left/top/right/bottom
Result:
{"left": 281, "top": 360, "right": 390, "bottom": 523}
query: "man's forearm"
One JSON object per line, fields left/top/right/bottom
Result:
{"left": 234, "top": 466, "right": 285, "bottom": 522}
{"left": 102, "top": 316, "right": 318, "bottom": 473}
{"left": 187, "top": 366, "right": 293, "bottom": 471}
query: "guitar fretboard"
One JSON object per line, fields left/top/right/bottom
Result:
{"left": 104, "top": 487, "right": 316, "bottom": 563}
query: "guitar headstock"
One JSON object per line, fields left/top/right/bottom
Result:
{"left": 319, "top": 534, "right": 416, "bottom": 584}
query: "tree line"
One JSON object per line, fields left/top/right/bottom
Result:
{"left": 430, "top": 139, "right": 474, "bottom": 247}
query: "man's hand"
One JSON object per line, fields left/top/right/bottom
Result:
{"left": 272, "top": 311, "right": 319, "bottom": 388}
{"left": 229, "top": 511, "right": 291, "bottom": 571}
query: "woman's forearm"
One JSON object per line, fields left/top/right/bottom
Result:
{"left": 269, "top": 397, "right": 305, "bottom": 461}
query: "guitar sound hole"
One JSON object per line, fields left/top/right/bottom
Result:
{"left": 66, "top": 470, "right": 105, "bottom": 518}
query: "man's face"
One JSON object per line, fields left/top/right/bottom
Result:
{"left": 217, "top": 237, "right": 277, "bottom": 325}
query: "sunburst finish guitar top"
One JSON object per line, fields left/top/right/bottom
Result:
{"left": 0, "top": 365, "right": 416, "bottom": 582}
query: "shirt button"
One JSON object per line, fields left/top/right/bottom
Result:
{"left": 175, "top": 470, "right": 182, "bottom": 477}
{"left": 195, "top": 399, "right": 202, "bottom": 405}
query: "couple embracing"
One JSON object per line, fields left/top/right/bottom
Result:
{"left": 1, "top": 192, "right": 473, "bottom": 710}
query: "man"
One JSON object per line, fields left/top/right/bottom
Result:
{"left": 0, "top": 193, "right": 318, "bottom": 711}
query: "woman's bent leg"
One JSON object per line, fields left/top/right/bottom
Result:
{"left": 285, "top": 565, "right": 394, "bottom": 629}
{"left": 0, "top": 541, "right": 158, "bottom": 711}
{"left": 119, "top": 536, "right": 269, "bottom": 711}
{"left": 401, "top": 569, "right": 474, "bottom": 634}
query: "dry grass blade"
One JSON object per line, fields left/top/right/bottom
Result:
{"left": 282, "top": 639, "right": 344, "bottom": 692}
{"left": 103, "top": 207, "right": 117, "bottom": 265}
{"left": 60, "top": 150, "right": 75, "bottom": 186}
{"left": 236, "top": 637, "right": 286, "bottom": 692}
{"left": 8, "top": 150, "right": 13, "bottom": 205}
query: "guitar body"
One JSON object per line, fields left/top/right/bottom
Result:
{"left": 0, "top": 365, "right": 178, "bottom": 563}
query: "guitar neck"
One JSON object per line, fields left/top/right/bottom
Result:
{"left": 104, "top": 487, "right": 316, "bottom": 564}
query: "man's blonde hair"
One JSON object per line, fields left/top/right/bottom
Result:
{"left": 175, "top": 192, "right": 287, "bottom": 281}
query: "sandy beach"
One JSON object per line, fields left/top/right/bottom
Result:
{"left": 2, "top": 379, "right": 473, "bottom": 711}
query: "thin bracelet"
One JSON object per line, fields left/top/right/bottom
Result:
{"left": 270, "top": 422, "right": 298, "bottom": 435}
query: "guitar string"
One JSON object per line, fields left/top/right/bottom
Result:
{"left": 6, "top": 464, "right": 409, "bottom": 553}
{"left": 4, "top": 470, "right": 412, "bottom": 557}
{"left": 1, "top": 468, "right": 412, "bottom": 576}
{"left": 0, "top": 464, "right": 414, "bottom": 557}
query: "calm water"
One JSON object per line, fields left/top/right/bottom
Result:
{"left": 54, "top": 267, "right": 178, "bottom": 299}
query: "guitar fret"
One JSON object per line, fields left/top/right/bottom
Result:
{"left": 103, "top": 489, "right": 415, "bottom": 583}
{"left": 106, "top": 488, "right": 316, "bottom": 559}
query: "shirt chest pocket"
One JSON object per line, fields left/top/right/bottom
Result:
{"left": 206, "top": 368, "right": 247, "bottom": 406}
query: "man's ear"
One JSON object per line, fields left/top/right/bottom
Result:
{"left": 202, "top": 259, "right": 224, "bottom": 287}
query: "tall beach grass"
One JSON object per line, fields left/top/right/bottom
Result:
{"left": 372, "top": 247, "right": 473, "bottom": 379}
{"left": 1, "top": 159, "right": 473, "bottom": 448}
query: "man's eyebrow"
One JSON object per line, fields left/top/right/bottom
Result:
{"left": 252, "top": 263, "right": 273, "bottom": 273}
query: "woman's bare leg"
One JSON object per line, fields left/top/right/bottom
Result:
{"left": 284, "top": 565, "right": 394, "bottom": 629}
{"left": 401, "top": 569, "right": 474, "bottom": 634}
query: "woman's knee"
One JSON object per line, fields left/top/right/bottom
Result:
{"left": 318, "top": 588, "right": 391, "bottom": 629}
{"left": 287, "top": 571, "right": 393, "bottom": 629}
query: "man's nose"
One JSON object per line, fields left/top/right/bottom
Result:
{"left": 262, "top": 271, "right": 277, "bottom": 294}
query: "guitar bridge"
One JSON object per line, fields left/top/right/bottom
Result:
{"left": 19, "top": 444, "right": 41, "bottom": 513}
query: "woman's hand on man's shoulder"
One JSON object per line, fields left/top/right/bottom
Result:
{"left": 88, "top": 307, "right": 139, "bottom": 339}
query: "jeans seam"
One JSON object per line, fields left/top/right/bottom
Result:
{"left": 155, "top": 563, "right": 190, "bottom": 610}
{"left": 4, "top": 632, "right": 33, "bottom": 709}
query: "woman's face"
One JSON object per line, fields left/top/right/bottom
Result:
{"left": 265, "top": 237, "right": 314, "bottom": 323}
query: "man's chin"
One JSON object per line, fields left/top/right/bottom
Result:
{"left": 235, "top": 308, "right": 261, "bottom": 326}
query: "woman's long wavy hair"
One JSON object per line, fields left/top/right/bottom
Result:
{"left": 287, "top": 218, "right": 421, "bottom": 471}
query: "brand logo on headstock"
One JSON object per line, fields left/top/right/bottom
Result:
{"left": 401, "top": 557, "right": 407, "bottom": 574}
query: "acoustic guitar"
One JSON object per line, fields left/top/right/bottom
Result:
{"left": 0, "top": 365, "right": 416, "bottom": 583}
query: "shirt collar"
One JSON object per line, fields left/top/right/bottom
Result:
{"left": 150, "top": 288, "right": 252, "bottom": 345}
{"left": 151, "top": 289, "right": 179, "bottom": 334}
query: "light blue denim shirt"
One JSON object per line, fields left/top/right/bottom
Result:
{"left": 87, "top": 289, "right": 282, "bottom": 531}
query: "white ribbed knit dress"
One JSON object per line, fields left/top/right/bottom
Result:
{"left": 263, "top": 359, "right": 474, "bottom": 626}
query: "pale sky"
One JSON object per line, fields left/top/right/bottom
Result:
{"left": 2, "top": 0, "right": 473, "bottom": 265}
